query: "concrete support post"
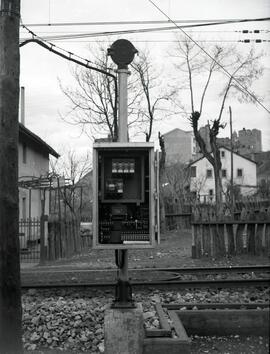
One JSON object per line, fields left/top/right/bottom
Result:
{"left": 104, "top": 305, "right": 144, "bottom": 354}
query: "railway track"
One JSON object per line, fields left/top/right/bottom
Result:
{"left": 21, "top": 264, "right": 270, "bottom": 289}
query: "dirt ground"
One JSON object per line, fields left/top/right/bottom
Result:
{"left": 40, "top": 229, "right": 270, "bottom": 270}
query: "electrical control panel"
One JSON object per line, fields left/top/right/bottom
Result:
{"left": 92, "top": 142, "right": 159, "bottom": 249}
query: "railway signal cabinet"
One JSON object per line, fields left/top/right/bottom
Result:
{"left": 92, "top": 142, "right": 159, "bottom": 249}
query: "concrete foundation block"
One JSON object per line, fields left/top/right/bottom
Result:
{"left": 104, "top": 304, "right": 144, "bottom": 354}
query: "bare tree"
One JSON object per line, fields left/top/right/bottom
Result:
{"left": 131, "top": 50, "right": 175, "bottom": 141}
{"left": 172, "top": 37, "right": 264, "bottom": 216}
{"left": 60, "top": 44, "right": 173, "bottom": 142}
{"left": 163, "top": 162, "right": 191, "bottom": 202}
{"left": 50, "top": 149, "right": 92, "bottom": 218}
{"left": 59, "top": 46, "right": 118, "bottom": 140}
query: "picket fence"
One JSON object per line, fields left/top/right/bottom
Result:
{"left": 191, "top": 207, "right": 270, "bottom": 258}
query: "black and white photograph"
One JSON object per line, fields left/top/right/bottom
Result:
{"left": 0, "top": 1, "right": 269, "bottom": 353}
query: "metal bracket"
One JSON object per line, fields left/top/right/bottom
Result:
{"left": 112, "top": 279, "right": 136, "bottom": 309}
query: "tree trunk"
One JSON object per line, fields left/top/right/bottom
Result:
{"left": 214, "top": 167, "right": 223, "bottom": 218}
{"left": 0, "top": 1, "right": 22, "bottom": 352}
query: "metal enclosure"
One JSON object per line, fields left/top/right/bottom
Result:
{"left": 93, "top": 142, "right": 159, "bottom": 249}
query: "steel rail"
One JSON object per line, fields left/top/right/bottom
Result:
{"left": 21, "top": 264, "right": 270, "bottom": 274}
{"left": 21, "top": 277, "right": 269, "bottom": 289}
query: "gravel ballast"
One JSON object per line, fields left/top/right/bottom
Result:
{"left": 22, "top": 286, "right": 269, "bottom": 353}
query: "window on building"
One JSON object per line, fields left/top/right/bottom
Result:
{"left": 221, "top": 150, "right": 225, "bottom": 158}
{"left": 222, "top": 169, "right": 227, "bottom": 178}
{"left": 237, "top": 168, "right": 243, "bottom": 177}
{"left": 190, "top": 166, "right": 197, "bottom": 177}
{"left": 22, "top": 143, "right": 27, "bottom": 164}
{"left": 206, "top": 169, "right": 213, "bottom": 178}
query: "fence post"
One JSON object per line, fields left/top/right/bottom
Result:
{"left": 40, "top": 215, "right": 46, "bottom": 265}
{"left": 191, "top": 225, "right": 196, "bottom": 258}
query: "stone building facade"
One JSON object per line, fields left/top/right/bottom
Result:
{"left": 163, "top": 128, "right": 197, "bottom": 165}
{"left": 237, "top": 128, "right": 262, "bottom": 154}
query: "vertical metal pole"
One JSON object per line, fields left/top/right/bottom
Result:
{"left": 28, "top": 188, "right": 32, "bottom": 218}
{"left": 20, "top": 86, "right": 25, "bottom": 125}
{"left": 40, "top": 189, "right": 46, "bottom": 264}
{"left": 229, "top": 106, "right": 234, "bottom": 215}
{"left": 117, "top": 68, "right": 129, "bottom": 143}
{"left": 28, "top": 188, "right": 32, "bottom": 240}
{"left": 117, "top": 68, "right": 130, "bottom": 284}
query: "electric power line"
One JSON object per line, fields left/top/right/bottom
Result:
{"left": 20, "top": 29, "right": 270, "bottom": 34}
{"left": 21, "top": 18, "right": 270, "bottom": 27}
{"left": 148, "top": 0, "right": 270, "bottom": 115}
{"left": 19, "top": 39, "right": 270, "bottom": 44}
{"left": 19, "top": 18, "right": 270, "bottom": 42}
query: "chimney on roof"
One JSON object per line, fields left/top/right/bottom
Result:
{"left": 20, "top": 86, "right": 25, "bottom": 125}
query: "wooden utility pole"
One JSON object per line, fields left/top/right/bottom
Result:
{"left": 0, "top": 1, "right": 23, "bottom": 352}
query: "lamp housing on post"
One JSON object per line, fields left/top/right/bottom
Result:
{"left": 107, "top": 39, "right": 138, "bottom": 69}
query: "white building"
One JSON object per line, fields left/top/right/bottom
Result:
{"left": 189, "top": 146, "right": 257, "bottom": 202}
{"left": 18, "top": 123, "right": 59, "bottom": 219}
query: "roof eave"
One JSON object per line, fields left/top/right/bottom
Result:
{"left": 19, "top": 123, "right": 60, "bottom": 158}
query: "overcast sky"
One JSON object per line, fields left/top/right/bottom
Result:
{"left": 19, "top": 0, "right": 270, "bottom": 159}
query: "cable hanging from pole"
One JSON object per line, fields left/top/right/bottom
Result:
{"left": 19, "top": 23, "right": 118, "bottom": 140}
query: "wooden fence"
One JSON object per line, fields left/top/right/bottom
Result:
{"left": 165, "top": 202, "right": 192, "bottom": 230}
{"left": 165, "top": 198, "right": 270, "bottom": 231}
{"left": 47, "top": 217, "right": 91, "bottom": 261}
{"left": 19, "top": 218, "right": 41, "bottom": 263}
{"left": 165, "top": 212, "right": 192, "bottom": 230}
{"left": 191, "top": 208, "right": 270, "bottom": 258}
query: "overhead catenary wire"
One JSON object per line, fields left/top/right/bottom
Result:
{"left": 19, "top": 18, "right": 270, "bottom": 42}
{"left": 19, "top": 29, "right": 270, "bottom": 35}
{"left": 148, "top": 0, "right": 270, "bottom": 115}
{"left": 21, "top": 18, "right": 270, "bottom": 27}
{"left": 19, "top": 39, "right": 270, "bottom": 44}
